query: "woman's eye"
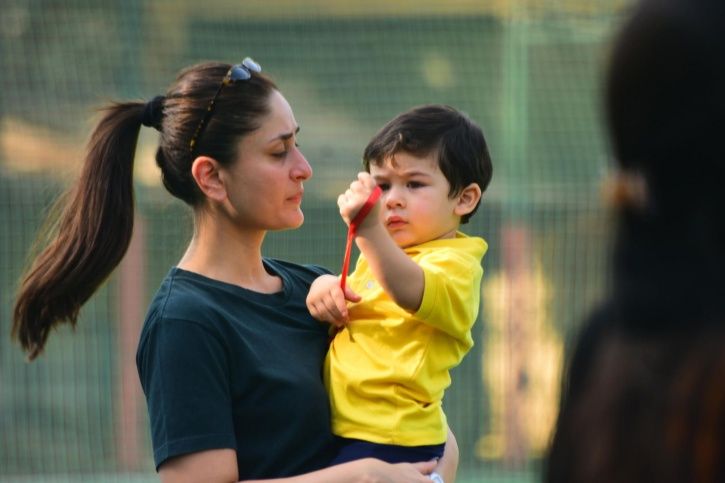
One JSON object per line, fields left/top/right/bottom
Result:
{"left": 272, "top": 141, "right": 298, "bottom": 158}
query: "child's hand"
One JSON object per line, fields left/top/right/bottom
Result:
{"left": 306, "top": 274, "right": 362, "bottom": 327}
{"left": 338, "top": 172, "right": 381, "bottom": 231}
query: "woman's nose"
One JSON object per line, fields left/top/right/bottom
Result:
{"left": 291, "top": 148, "right": 312, "bottom": 180}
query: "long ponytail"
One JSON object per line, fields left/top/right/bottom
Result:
{"left": 12, "top": 61, "right": 278, "bottom": 360}
{"left": 12, "top": 102, "right": 143, "bottom": 360}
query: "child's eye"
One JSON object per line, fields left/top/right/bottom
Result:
{"left": 378, "top": 183, "right": 391, "bottom": 191}
{"left": 407, "top": 181, "right": 424, "bottom": 189}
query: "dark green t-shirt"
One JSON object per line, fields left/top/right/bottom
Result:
{"left": 136, "top": 260, "right": 336, "bottom": 479}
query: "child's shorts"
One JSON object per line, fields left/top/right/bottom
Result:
{"left": 330, "top": 436, "right": 445, "bottom": 465}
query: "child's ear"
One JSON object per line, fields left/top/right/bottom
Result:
{"left": 454, "top": 182, "right": 482, "bottom": 217}
{"left": 191, "top": 156, "right": 227, "bottom": 202}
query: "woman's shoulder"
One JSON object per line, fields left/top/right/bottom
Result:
{"left": 264, "top": 257, "right": 332, "bottom": 281}
{"left": 142, "top": 268, "right": 229, "bottom": 331}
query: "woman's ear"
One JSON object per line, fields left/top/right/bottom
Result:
{"left": 454, "top": 182, "right": 482, "bottom": 217}
{"left": 191, "top": 156, "right": 227, "bottom": 202}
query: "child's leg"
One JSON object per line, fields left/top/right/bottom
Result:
{"left": 330, "top": 437, "right": 445, "bottom": 465}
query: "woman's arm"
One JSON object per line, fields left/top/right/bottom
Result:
{"left": 434, "top": 427, "right": 460, "bottom": 483}
{"left": 159, "top": 449, "right": 438, "bottom": 483}
{"left": 252, "top": 458, "right": 437, "bottom": 483}
{"left": 159, "top": 449, "right": 238, "bottom": 483}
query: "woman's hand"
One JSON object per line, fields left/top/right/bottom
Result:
{"left": 160, "top": 451, "right": 438, "bottom": 483}
{"left": 352, "top": 457, "right": 438, "bottom": 483}
{"left": 435, "top": 427, "right": 459, "bottom": 482}
{"left": 245, "top": 456, "right": 437, "bottom": 482}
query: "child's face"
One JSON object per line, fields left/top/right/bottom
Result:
{"left": 370, "top": 152, "right": 461, "bottom": 248}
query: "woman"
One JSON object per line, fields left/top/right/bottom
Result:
{"left": 545, "top": 0, "right": 725, "bottom": 481}
{"left": 12, "top": 59, "right": 457, "bottom": 482}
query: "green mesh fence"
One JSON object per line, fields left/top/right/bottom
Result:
{"left": 1, "top": 1, "right": 629, "bottom": 481}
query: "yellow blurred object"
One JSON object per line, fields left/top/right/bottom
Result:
{"left": 477, "top": 251, "right": 563, "bottom": 463}
{"left": 0, "top": 118, "right": 81, "bottom": 175}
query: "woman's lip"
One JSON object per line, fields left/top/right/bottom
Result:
{"left": 287, "top": 192, "right": 303, "bottom": 203}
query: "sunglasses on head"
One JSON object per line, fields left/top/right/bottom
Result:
{"left": 189, "top": 57, "right": 262, "bottom": 153}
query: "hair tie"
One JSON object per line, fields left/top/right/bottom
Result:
{"left": 141, "top": 95, "right": 165, "bottom": 130}
{"left": 602, "top": 170, "right": 648, "bottom": 211}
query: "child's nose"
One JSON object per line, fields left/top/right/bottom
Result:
{"left": 384, "top": 186, "right": 405, "bottom": 208}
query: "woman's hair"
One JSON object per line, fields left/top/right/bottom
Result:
{"left": 12, "top": 61, "right": 277, "bottom": 360}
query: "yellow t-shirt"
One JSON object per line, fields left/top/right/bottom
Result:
{"left": 324, "top": 232, "right": 487, "bottom": 446}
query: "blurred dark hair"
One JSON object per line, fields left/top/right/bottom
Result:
{"left": 12, "top": 61, "right": 277, "bottom": 360}
{"left": 546, "top": 1, "right": 725, "bottom": 481}
{"left": 605, "top": 0, "right": 725, "bottom": 331}
{"left": 362, "top": 104, "right": 493, "bottom": 224}
{"left": 546, "top": 310, "right": 725, "bottom": 483}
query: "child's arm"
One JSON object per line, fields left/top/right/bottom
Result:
{"left": 306, "top": 274, "right": 361, "bottom": 326}
{"left": 338, "top": 172, "right": 424, "bottom": 312}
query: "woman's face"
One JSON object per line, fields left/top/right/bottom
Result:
{"left": 221, "top": 90, "right": 312, "bottom": 231}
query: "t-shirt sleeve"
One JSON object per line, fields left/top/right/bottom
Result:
{"left": 414, "top": 250, "right": 483, "bottom": 341}
{"left": 137, "top": 317, "right": 237, "bottom": 470}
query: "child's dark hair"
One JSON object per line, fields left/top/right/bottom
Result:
{"left": 362, "top": 104, "right": 493, "bottom": 224}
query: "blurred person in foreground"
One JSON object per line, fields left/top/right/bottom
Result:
{"left": 545, "top": 0, "right": 725, "bottom": 482}
{"left": 11, "top": 58, "right": 458, "bottom": 482}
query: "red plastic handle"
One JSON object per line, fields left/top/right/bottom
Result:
{"left": 339, "top": 185, "right": 382, "bottom": 291}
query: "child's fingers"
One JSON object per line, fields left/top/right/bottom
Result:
{"left": 350, "top": 178, "right": 373, "bottom": 199}
{"left": 357, "top": 171, "right": 377, "bottom": 190}
{"left": 338, "top": 191, "right": 365, "bottom": 222}
{"left": 321, "top": 293, "right": 348, "bottom": 324}
{"left": 310, "top": 303, "right": 343, "bottom": 327}
{"left": 307, "top": 300, "right": 326, "bottom": 321}
{"left": 343, "top": 286, "right": 362, "bottom": 303}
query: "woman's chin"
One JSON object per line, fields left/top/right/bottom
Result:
{"left": 274, "top": 211, "right": 305, "bottom": 231}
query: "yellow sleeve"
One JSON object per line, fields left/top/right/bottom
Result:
{"left": 413, "top": 249, "right": 483, "bottom": 342}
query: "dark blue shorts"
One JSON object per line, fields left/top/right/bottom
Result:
{"left": 330, "top": 437, "right": 445, "bottom": 465}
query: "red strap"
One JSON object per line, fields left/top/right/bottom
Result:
{"left": 339, "top": 186, "right": 382, "bottom": 291}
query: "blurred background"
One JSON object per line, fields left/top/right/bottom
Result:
{"left": 1, "top": 0, "right": 632, "bottom": 481}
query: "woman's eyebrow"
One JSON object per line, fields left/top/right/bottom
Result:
{"left": 268, "top": 125, "right": 300, "bottom": 143}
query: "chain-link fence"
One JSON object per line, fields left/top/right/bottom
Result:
{"left": 1, "top": 1, "right": 629, "bottom": 480}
